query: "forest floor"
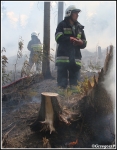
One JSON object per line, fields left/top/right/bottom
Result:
{"left": 2, "top": 70, "right": 115, "bottom": 148}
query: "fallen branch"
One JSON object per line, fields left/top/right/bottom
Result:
{"left": 59, "top": 114, "right": 70, "bottom": 125}
{"left": 2, "top": 122, "right": 16, "bottom": 132}
{"left": 2, "top": 124, "right": 16, "bottom": 147}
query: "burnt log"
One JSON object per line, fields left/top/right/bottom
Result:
{"left": 77, "top": 45, "right": 115, "bottom": 145}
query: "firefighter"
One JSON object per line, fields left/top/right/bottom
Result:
{"left": 55, "top": 5, "right": 87, "bottom": 93}
{"left": 27, "top": 31, "right": 42, "bottom": 74}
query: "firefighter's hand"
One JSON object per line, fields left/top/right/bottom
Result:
{"left": 70, "top": 37, "right": 78, "bottom": 42}
{"left": 73, "top": 39, "right": 83, "bottom": 46}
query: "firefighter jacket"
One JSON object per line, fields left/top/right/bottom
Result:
{"left": 27, "top": 37, "right": 42, "bottom": 57}
{"left": 55, "top": 18, "right": 87, "bottom": 69}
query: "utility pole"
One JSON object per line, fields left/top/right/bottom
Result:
{"left": 57, "top": 2, "right": 64, "bottom": 24}
{"left": 55, "top": 2, "right": 64, "bottom": 69}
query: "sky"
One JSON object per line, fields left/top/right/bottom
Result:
{"left": 1, "top": 1, "right": 116, "bottom": 58}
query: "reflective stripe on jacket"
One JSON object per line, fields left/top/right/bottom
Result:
{"left": 31, "top": 44, "right": 42, "bottom": 52}
{"left": 27, "top": 37, "right": 41, "bottom": 53}
{"left": 56, "top": 57, "right": 82, "bottom": 67}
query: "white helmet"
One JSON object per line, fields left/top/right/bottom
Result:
{"left": 31, "top": 31, "right": 38, "bottom": 37}
{"left": 65, "top": 5, "right": 81, "bottom": 17}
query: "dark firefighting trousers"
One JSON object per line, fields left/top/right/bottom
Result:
{"left": 57, "top": 64, "right": 81, "bottom": 88}
{"left": 28, "top": 52, "right": 41, "bottom": 72}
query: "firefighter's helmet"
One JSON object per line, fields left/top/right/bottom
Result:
{"left": 65, "top": 5, "right": 81, "bottom": 17}
{"left": 31, "top": 31, "right": 38, "bottom": 37}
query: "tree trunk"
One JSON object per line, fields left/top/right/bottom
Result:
{"left": 30, "top": 92, "right": 80, "bottom": 134}
{"left": 42, "top": 2, "right": 52, "bottom": 79}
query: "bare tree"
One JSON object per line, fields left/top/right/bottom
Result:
{"left": 42, "top": 2, "right": 52, "bottom": 79}
{"left": 2, "top": 47, "right": 12, "bottom": 85}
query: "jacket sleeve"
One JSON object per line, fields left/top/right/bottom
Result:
{"left": 55, "top": 22, "right": 70, "bottom": 44}
{"left": 38, "top": 38, "right": 41, "bottom": 44}
{"left": 27, "top": 41, "right": 31, "bottom": 51}
{"left": 79, "top": 30, "right": 87, "bottom": 49}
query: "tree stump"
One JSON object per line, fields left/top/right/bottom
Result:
{"left": 30, "top": 92, "right": 72, "bottom": 134}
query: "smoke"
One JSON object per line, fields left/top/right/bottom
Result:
{"left": 73, "top": 1, "right": 116, "bottom": 51}
{"left": 6, "top": 11, "right": 18, "bottom": 28}
{"left": 1, "top": 1, "right": 116, "bottom": 58}
{"left": 20, "top": 14, "right": 28, "bottom": 28}
{"left": 51, "top": 1, "right": 57, "bottom": 8}
{"left": 1, "top": 2, "right": 44, "bottom": 58}
{"left": 102, "top": 46, "right": 116, "bottom": 135}
{"left": 29, "top": 2, "right": 36, "bottom": 10}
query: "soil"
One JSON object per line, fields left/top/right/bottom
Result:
{"left": 2, "top": 70, "right": 115, "bottom": 148}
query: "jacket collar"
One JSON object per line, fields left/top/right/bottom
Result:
{"left": 64, "top": 19, "right": 84, "bottom": 29}
{"left": 76, "top": 21, "right": 84, "bottom": 29}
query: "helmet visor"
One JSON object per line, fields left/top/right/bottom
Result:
{"left": 72, "top": 9, "right": 81, "bottom": 13}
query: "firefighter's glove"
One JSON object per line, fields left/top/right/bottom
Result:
{"left": 73, "top": 39, "right": 83, "bottom": 46}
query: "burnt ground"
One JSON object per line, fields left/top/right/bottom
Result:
{"left": 2, "top": 70, "right": 115, "bottom": 148}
